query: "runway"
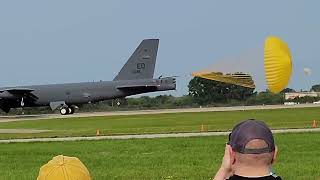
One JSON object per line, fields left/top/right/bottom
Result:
{"left": 0, "top": 127, "right": 319, "bottom": 143}
{"left": 0, "top": 104, "right": 319, "bottom": 123}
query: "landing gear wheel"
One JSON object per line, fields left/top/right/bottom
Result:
{"left": 67, "top": 107, "right": 75, "bottom": 114}
{"left": 60, "top": 108, "right": 68, "bottom": 115}
{"left": 68, "top": 107, "right": 75, "bottom": 114}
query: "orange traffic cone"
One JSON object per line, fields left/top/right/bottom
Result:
{"left": 200, "top": 124, "right": 204, "bottom": 132}
{"left": 312, "top": 120, "right": 317, "bottom": 128}
{"left": 96, "top": 129, "right": 100, "bottom": 136}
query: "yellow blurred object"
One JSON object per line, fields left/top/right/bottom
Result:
{"left": 264, "top": 36, "right": 292, "bottom": 93}
{"left": 192, "top": 71, "right": 255, "bottom": 89}
{"left": 37, "top": 155, "right": 91, "bottom": 180}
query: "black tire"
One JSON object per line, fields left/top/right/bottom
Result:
{"left": 68, "top": 107, "right": 75, "bottom": 114}
{"left": 60, "top": 108, "right": 68, "bottom": 115}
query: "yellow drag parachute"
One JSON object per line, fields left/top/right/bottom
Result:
{"left": 192, "top": 36, "right": 292, "bottom": 93}
{"left": 192, "top": 71, "right": 255, "bottom": 89}
{"left": 264, "top": 36, "right": 292, "bottom": 93}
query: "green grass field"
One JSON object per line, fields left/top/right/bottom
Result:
{"left": 0, "top": 107, "right": 318, "bottom": 139}
{"left": 0, "top": 132, "right": 319, "bottom": 180}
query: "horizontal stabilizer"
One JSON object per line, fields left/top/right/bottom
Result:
{"left": 116, "top": 84, "right": 158, "bottom": 91}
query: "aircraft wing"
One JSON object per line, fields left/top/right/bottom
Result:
{"left": 0, "top": 88, "right": 39, "bottom": 113}
{"left": 0, "top": 88, "right": 38, "bottom": 100}
{"left": 1, "top": 88, "right": 34, "bottom": 93}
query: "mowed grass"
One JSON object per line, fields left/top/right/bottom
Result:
{"left": 0, "top": 132, "right": 319, "bottom": 179}
{"left": 0, "top": 107, "right": 319, "bottom": 139}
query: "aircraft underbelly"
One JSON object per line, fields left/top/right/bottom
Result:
{"left": 33, "top": 85, "right": 121, "bottom": 105}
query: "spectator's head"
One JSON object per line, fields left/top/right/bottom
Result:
{"left": 228, "top": 119, "right": 277, "bottom": 170}
{"left": 37, "top": 155, "right": 91, "bottom": 180}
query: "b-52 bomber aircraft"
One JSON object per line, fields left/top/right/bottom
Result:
{"left": 0, "top": 39, "right": 176, "bottom": 115}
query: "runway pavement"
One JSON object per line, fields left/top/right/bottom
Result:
{"left": 0, "top": 127, "right": 319, "bottom": 143}
{"left": 0, "top": 104, "right": 319, "bottom": 123}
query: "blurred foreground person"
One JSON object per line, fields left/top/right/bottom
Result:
{"left": 37, "top": 155, "right": 91, "bottom": 180}
{"left": 214, "top": 120, "right": 281, "bottom": 180}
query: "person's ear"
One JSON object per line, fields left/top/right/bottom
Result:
{"left": 271, "top": 146, "right": 278, "bottom": 164}
{"left": 230, "top": 149, "right": 236, "bottom": 165}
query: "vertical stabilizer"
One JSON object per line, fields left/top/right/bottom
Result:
{"left": 113, "top": 39, "right": 159, "bottom": 81}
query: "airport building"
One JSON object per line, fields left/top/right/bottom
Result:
{"left": 285, "top": 91, "right": 320, "bottom": 100}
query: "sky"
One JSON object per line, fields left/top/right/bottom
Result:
{"left": 0, "top": 1, "right": 319, "bottom": 96}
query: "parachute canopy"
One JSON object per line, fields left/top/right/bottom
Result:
{"left": 192, "top": 36, "right": 292, "bottom": 93}
{"left": 192, "top": 71, "right": 255, "bottom": 89}
{"left": 264, "top": 36, "right": 292, "bottom": 93}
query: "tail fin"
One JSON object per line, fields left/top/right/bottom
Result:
{"left": 113, "top": 39, "right": 159, "bottom": 81}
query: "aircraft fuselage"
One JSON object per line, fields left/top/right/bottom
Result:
{"left": 0, "top": 77, "right": 176, "bottom": 108}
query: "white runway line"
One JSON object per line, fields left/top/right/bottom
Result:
{"left": 1, "top": 128, "right": 319, "bottom": 143}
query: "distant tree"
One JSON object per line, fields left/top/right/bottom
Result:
{"left": 280, "top": 88, "right": 295, "bottom": 93}
{"left": 311, "top": 84, "right": 320, "bottom": 92}
{"left": 245, "top": 91, "right": 284, "bottom": 105}
{"left": 138, "top": 96, "right": 154, "bottom": 108}
{"left": 173, "top": 95, "right": 194, "bottom": 107}
{"left": 154, "top": 95, "right": 174, "bottom": 105}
